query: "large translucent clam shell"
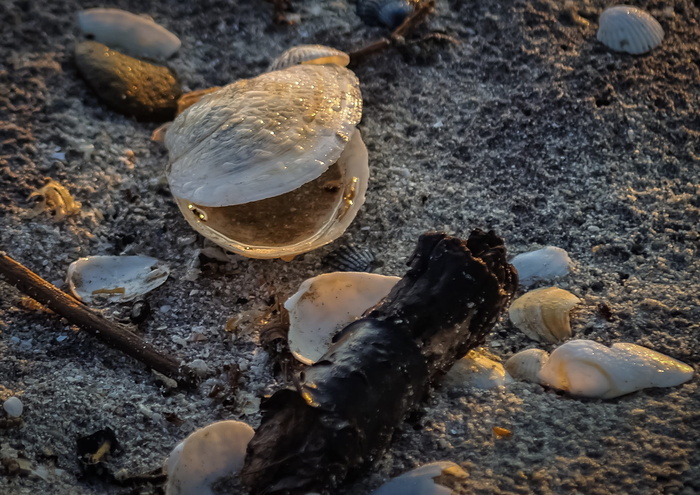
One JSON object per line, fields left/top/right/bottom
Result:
{"left": 165, "top": 64, "right": 362, "bottom": 208}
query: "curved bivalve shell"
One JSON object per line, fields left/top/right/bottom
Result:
{"left": 268, "top": 45, "right": 350, "bottom": 72}
{"left": 508, "top": 287, "right": 580, "bottom": 343}
{"left": 597, "top": 5, "right": 664, "bottom": 55}
{"left": 356, "top": 0, "right": 418, "bottom": 30}
{"left": 511, "top": 246, "right": 572, "bottom": 286}
{"left": 504, "top": 348, "right": 549, "bottom": 383}
{"left": 284, "top": 272, "right": 400, "bottom": 364}
{"left": 369, "top": 461, "right": 468, "bottom": 495}
{"left": 443, "top": 349, "right": 513, "bottom": 390}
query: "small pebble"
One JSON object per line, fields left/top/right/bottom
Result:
{"left": 3, "top": 397, "right": 24, "bottom": 417}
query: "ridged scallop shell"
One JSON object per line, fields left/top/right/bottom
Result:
{"left": 597, "top": 5, "right": 664, "bottom": 55}
{"left": 508, "top": 287, "right": 580, "bottom": 343}
{"left": 505, "top": 348, "right": 549, "bottom": 383}
{"left": 268, "top": 45, "right": 350, "bottom": 72}
{"left": 356, "top": 0, "right": 418, "bottom": 29}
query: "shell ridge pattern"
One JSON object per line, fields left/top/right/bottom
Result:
{"left": 166, "top": 64, "right": 361, "bottom": 207}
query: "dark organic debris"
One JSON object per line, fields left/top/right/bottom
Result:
{"left": 325, "top": 245, "right": 376, "bottom": 272}
{"left": 76, "top": 427, "right": 122, "bottom": 480}
{"left": 241, "top": 230, "right": 517, "bottom": 494}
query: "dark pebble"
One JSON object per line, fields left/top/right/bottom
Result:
{"left": 74, "top": 41, "right": 181, "bottom": 122}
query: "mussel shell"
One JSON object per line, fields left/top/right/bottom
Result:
{"left": 268, "top": 45, "right": 350, "bottom": 72}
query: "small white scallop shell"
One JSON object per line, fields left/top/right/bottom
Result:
{"left": 369, "top": 461, "right": 468, "bottom": 495}
{"left": 284, "top": 272, "right": 400, "bottom": 364}
{"left": 537, "top": 340, "right": 694, "bottom": 399}
{"left": 597, "top": 5, "right": 664, "bottom": 55}
{"left": 268, "top": 45, "right": 350, "bottom": 72}
{"left": 443, "top": 349, "right": 513, "bottom": 390}
{"left": 77, "top": 8, "right": 181, "bottom": 59}
{"left": 504, "top": 348, "right": 550, "bottom": 383}
{"left": 511, "top": 246, "right": 572, "bottom": 286}
{"left": 508, "top": 287, "right": 581, "bottom": 343}
{"left": 66, "top": 255, "right": 170, "bottom": 303}
{"left": 165, "top": 420, "right": 254, "bottom": 495}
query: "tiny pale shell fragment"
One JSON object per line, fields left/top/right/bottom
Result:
{"left": 510, "top": 246, "right": 572, "bottom": 286}
{"left": 268, "top": 44, "right": 350, "bottom": 72}
{"left": 597, "top": 5, "right": 664, "bottom": 55}
{"left": 369, "top": 461, "right": 467, "bottom": 495}
{"left": 284, "top": 272, "right": 400, "bottom": 364}
{"left": 165, "top": 420, "right": 255, "bottom": 495}
{"left": 443, "top": 349, "right": 513, "bottom": 390}
{"left": 505, "top": 348, "right": 549, "bottom": 383}
{"left": 77, "top": 8, "right": 181, "bottom": 59}
{"left": 509, "top": 287, "right": 581, "bottom": 343}
{"left": 66, "top": 255, "right": 169, "bottom": 303}
{"left": 537, "top": 340, "right": 694, "bottom": 399}
{"left": 3, "top": 397, "right": 23, "bottom": 417}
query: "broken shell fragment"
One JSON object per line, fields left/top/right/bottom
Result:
{"left": 268, "top": 44, "right": 350, "bottom": 72}
{"left": 284, "top": 272, "right": 400, "bottom": 364}
{"left": 369, "top": 461, "right": 468, "bottom": 495}
{"left": 165, "top": 420, "right": 254, "bottom": 495}
{"left": 508, "top": 287, "right": 580, "bottom": 343}
{"left": 66, "top": 255, "right": 169, "bottom": 303}
{"left": 510, "top": 246, "right": 572, "bottom": 286}
{"left": 443, "top": 349, "right": 512, "bottom": 390}
{"left": 164, "top": 63, "right": 366, "bottom": 259}
{"left": 505, "top": 348, "right": 549, "bottom": 383}
{"left": 597, "top": 5, "right": 664, "bottom": 55}
{"left": 537, "top": 340, "right": 694, "bottom": 399}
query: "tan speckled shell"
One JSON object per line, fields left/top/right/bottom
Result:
{"left": 268, "top": 45, "right": 350, "bottom": 72}
{"left": 508, "top": 287, "right": 581, "bottom": 343}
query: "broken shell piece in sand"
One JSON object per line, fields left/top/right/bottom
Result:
{"left": 165, "top": 420, "right": 254, "bottom": 495}
{"left": 505, "top": 348, "right": 549, "bottom": 383}
{"left": 28, "top": 179, "right": 81, "bottom": 220}
{"left": 509, "top": 287, "right": 581, "bottom": 343}
{"left": 369, "top": 461, "right": 468, "bottom": 495}
{"left": 597, "top": 5, "right": 664, "bottom": 55}
{"left": 510, "top": 246, "right": 572, "bottom": 286}
{"left": 66, "top": 255, "right": 169, "bottom": 303}
{"left": 268, "top": 44, "right": 350, "bottom": 72}
{"left": 443, "top": 349, "right": 513, "bottom": 390}
{"left": 284, "top": 272, "right": 400, "bottom": 364}
{"left": 537, "top": 340, "right": 694, "bottom": 399}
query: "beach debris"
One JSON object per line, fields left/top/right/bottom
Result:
{"left": 510, "top": 246, "right": 572, "bottom": 286}
{"left": 597, "top": 5, "right": 664, "bottom": 55}
{"left": 164, "top": 50, "right": 366, "bottom": 259}
{"left": 508, "top": 287, "right": 580, "bottom": 343}
{"left": 76, "top": 428, "right": 122, "bottom": 478}
{"left": 325, "top": 245, "right": 376, "bottom": 272}
{"left": 533, "top": 340, "right": 694, "bottom": 399}
{"left": 165, "top": 420, "right": 254, "bottom": 495}
{"left": 27, "top": 179, "right": 81, "bottom": 220}
{"left": 284, "top": 272, "right": 400, "bottom": 364}
{"left": 268, "top": 44, "right": 350, "bottom": 71}
{"left": 77, "top": 8, "right": 181, "bottom": 59}
{"left": 493, "top": 426, "right": 512, "bottom": 439}
{"left": 240, "top": 231, "right": 518, "bottom": 494}
{"left": 66, "top": 255, "right": 169, "bottom": 304}
{"left": 2, "top": 397, "right": 23, "bottom": 418}
{"left": 442, "top": 349, "right": 512, "bottom": 390}
{"left": 74, "top": 41, "right": 181, "bottom": 121}
{"left": 368, "top": 461, "right": 468, "bottom": 495}
{"left": 504, "top": 348, "right": 549, "bottom": 383}
{"left": 356, "top": 0, "right": 419, "bottom": 30}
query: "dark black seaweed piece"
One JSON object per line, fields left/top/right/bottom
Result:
{"left": 241, "top": 230, "right": 517, "bottom": 494}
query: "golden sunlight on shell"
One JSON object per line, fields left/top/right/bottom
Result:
{"left": 504, "top": 348, "right": 549, "bottom": 383}
{"left": 268, "top": 44, "right": 350, "bottom": 72}
{"left": 508, "top": 287, "right": 580, "bottom": 343}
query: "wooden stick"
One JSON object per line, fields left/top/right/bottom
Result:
{"left": 0, "top": 251, "right": 197, "bottom": 388}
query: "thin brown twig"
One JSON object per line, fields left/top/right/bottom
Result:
{"left": 0, "top": 251, "right": 198, "bottom": 388}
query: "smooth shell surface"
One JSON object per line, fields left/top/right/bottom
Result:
{"left": 509, "top": 287, "right": 580, "bottom": 343}
{"left": 597, "top": 5, "right": 664, "bottom": 55}
{"left": 3, "top": 397, "right": 23, "bottom": 418}
{"left": 369, "top": 461, "right": 468, "bottom": 495}
{"left": 505, "top": 348, "right": 550, "bottom": 383}
{"left": 537, "top": 340, "right": 694, "bottom": 399}
{"left": 66, "top": 255, "right": 169, "bottom": 303}
{"left": 284, "top": 272, "right": 400, "bottom": 364}
{"left": 77, "top": 8, "right": 181, "bottom": 59}
{"left": 268, "top": 45, "right": 350, "bottom": 72}
{"left": 511, "top": 246, "right": 572, "bottom": 286}
{"left": 443, "top": 349, "right": 512, "bottom": 390}
{"left": 165, "top": 420, "right": 254, "bottom": 495}
{"left": 165, "top": 64, "right": 362, "bottom": 207}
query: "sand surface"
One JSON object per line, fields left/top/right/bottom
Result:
{"left": 1, "top": 0, "right": 698, "bottom": 494}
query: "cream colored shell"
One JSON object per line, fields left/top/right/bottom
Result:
{"left": 268, "top": 45, "right": 351, "bottom": 72}
{"left": 165, "top": 63, "right": 362, "bottom": 208}
{"left": 597, "top": 5, "right": 664, "bottom": 55}
{"left": 508, "top": 287, "right": 580, "bottom": 343}
{"left": 505, "top": 348, "right": 549, "bottom": 383}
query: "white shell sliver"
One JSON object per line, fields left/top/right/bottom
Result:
{"left": 165, "top": 64, "right": 362, "bottom": 207}
{"left": 77, "top": 8, "right": 181, "bottom": 59}
{"left": 511, "top": 246, "right": 572, "bottom": 286}
{"left": 443, "top": 349, "right": 512, "bottom": 390}
{"left": 597, "top": 5, "right": 664, "bottom": 55}
{"left": 165, "top": 420, "right": 255, "bottom": 495}
{"left": 537, "top": 340, "right": 694, "bottom": 399}
{"left": 66, "top": 255, "right": 169, "bottom": 303}
{"left": 369, "top": 461, "right": 468, "bottom": 495}
{"left": 284, "top": 272, "right": 400, "bottom": 364}
{"left": 268, "top": 44, "right": 351, "bottom": 72}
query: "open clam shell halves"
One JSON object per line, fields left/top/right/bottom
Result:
{"left": 164, "top": 62, "right": 366, "bottom": 259}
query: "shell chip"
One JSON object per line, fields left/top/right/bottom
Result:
{"left": 493, "top": 426, "right": 512, "bottom": 439}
